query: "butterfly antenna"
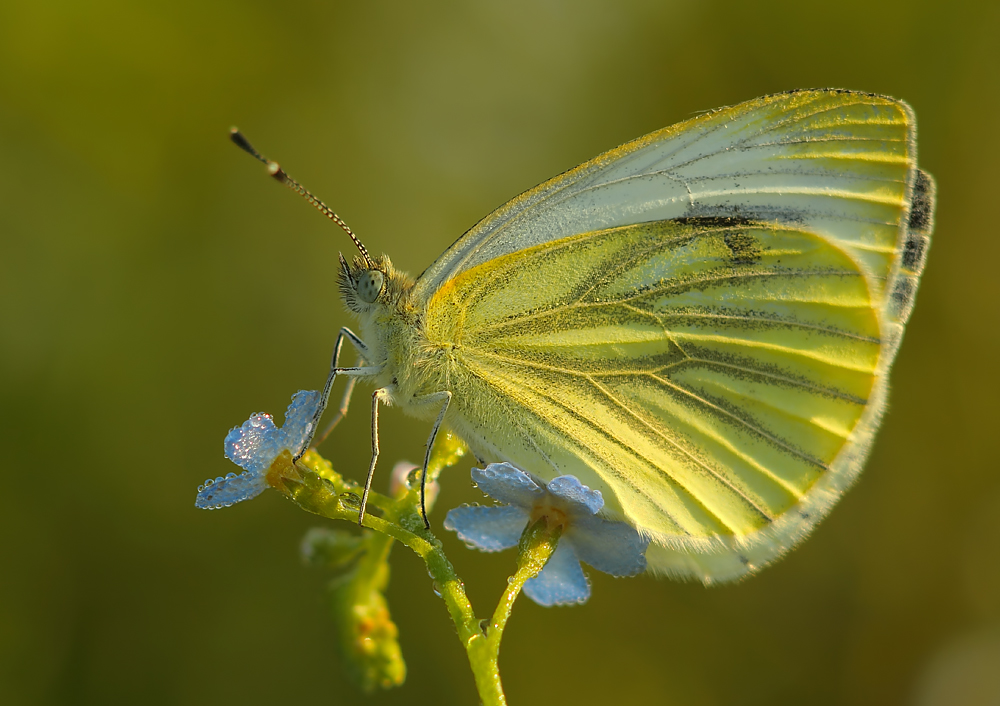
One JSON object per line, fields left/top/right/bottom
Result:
{"left": 229, "top": 128, "right": 373, "bottom": 267}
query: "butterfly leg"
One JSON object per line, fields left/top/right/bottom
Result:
{"left": 359, "top": 388, "right": 391, "bottom": 527}
{"left": 409, "top": 391, "right": 453, "bottom": 529}
{"left": 358, "top": 389, "right": 451, "bottom": 529}
{"left": 304, "top": 328, "right": 371, "bottom": 453}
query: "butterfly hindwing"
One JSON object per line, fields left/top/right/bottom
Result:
{"left": 428, "top": 215, "right": 875, "bottom": 537}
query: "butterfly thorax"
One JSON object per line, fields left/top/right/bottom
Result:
{"left": 339, "top": 253, "right": 450, "bottom": 418}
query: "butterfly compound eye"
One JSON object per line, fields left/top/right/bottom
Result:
{"left": 358, "top": 270, "right": 385, "bottom": 303}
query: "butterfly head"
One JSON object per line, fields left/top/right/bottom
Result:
{"left": 339, "top": 253, "right": 412, "bottom": 314}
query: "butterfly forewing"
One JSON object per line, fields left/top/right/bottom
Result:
{"left": 416, "top": 91, "right": 915, "bottom": 311}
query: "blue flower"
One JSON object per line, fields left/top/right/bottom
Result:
{"left": 195, "top": 390, "right": 321, "bottom": 509}
{"left": 444, "top": 463, "right": 650, "bottom": 606}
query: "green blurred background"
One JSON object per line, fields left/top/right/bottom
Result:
{"left": 2, "top": 1, "right": 998, "bottom": 704}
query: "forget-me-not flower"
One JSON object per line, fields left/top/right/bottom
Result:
{"left": 195, "top": 390, "right": 321, "bottom": 509}
{"left": 444, "top": 463, "right": 650, "bottom": 606}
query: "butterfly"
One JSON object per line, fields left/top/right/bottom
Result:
{"left": 232, "top": 89, "right": 934, "bottom": 584}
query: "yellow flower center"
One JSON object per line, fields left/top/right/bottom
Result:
{"left": 266, "top": 448, "right": 297, "bottom": 489}
{"left": 529, "top": 502, "right": 569, "bottom": 531}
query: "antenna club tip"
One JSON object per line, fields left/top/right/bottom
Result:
{"left": 229, "top": 129, "right": 263, "bottom": 162}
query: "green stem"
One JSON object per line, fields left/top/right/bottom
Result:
{"left": 485, "top": 521, "right": 560, "bottom": 662}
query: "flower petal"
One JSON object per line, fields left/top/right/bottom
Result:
{"left": 471, "top": 463, "right": 545, "bottom": 508}
{"left": 277, "top": 390, "right": 322, "bottom": 454}
{"left": 523, "top": 542, "right": 590, "bottom": 606}
{"left": 195, "top": 471, "right": 269, "bottom": 510}
{"left": 444, "top": 505, "right": 528, "bottom": 552}
{"left": 569, "top": 516, "right": 650, "bottom": 577}
{"left": 546, "top": 475, "right": 603, "bottom": 516}
{"left": 224, "top": 413, "right": 279, "bottom": 474}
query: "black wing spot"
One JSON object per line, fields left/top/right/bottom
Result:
{"left": 672, "top": 215, "right": 755, "bottom": 229}
{"left": 723, "top": 231, "right": 763, "bottom": 265}
{"left": 901, "top": 234, "right": 928, "bottom": 272}
{"left": 891, "top": 277, "right": 915, "bottom": 309}
{"left": 669, "top": 215, "right": 764, "bottom": 264}
{"left": 907, "top": 170, "right": 935, "bottom": 234}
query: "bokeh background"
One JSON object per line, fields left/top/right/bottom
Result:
{"left": 2, "top": 1, "right": 999, "bottom": 704}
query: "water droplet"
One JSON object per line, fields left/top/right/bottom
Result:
{"left": 430, "top": 581, "right": 442, "bottom": 597}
